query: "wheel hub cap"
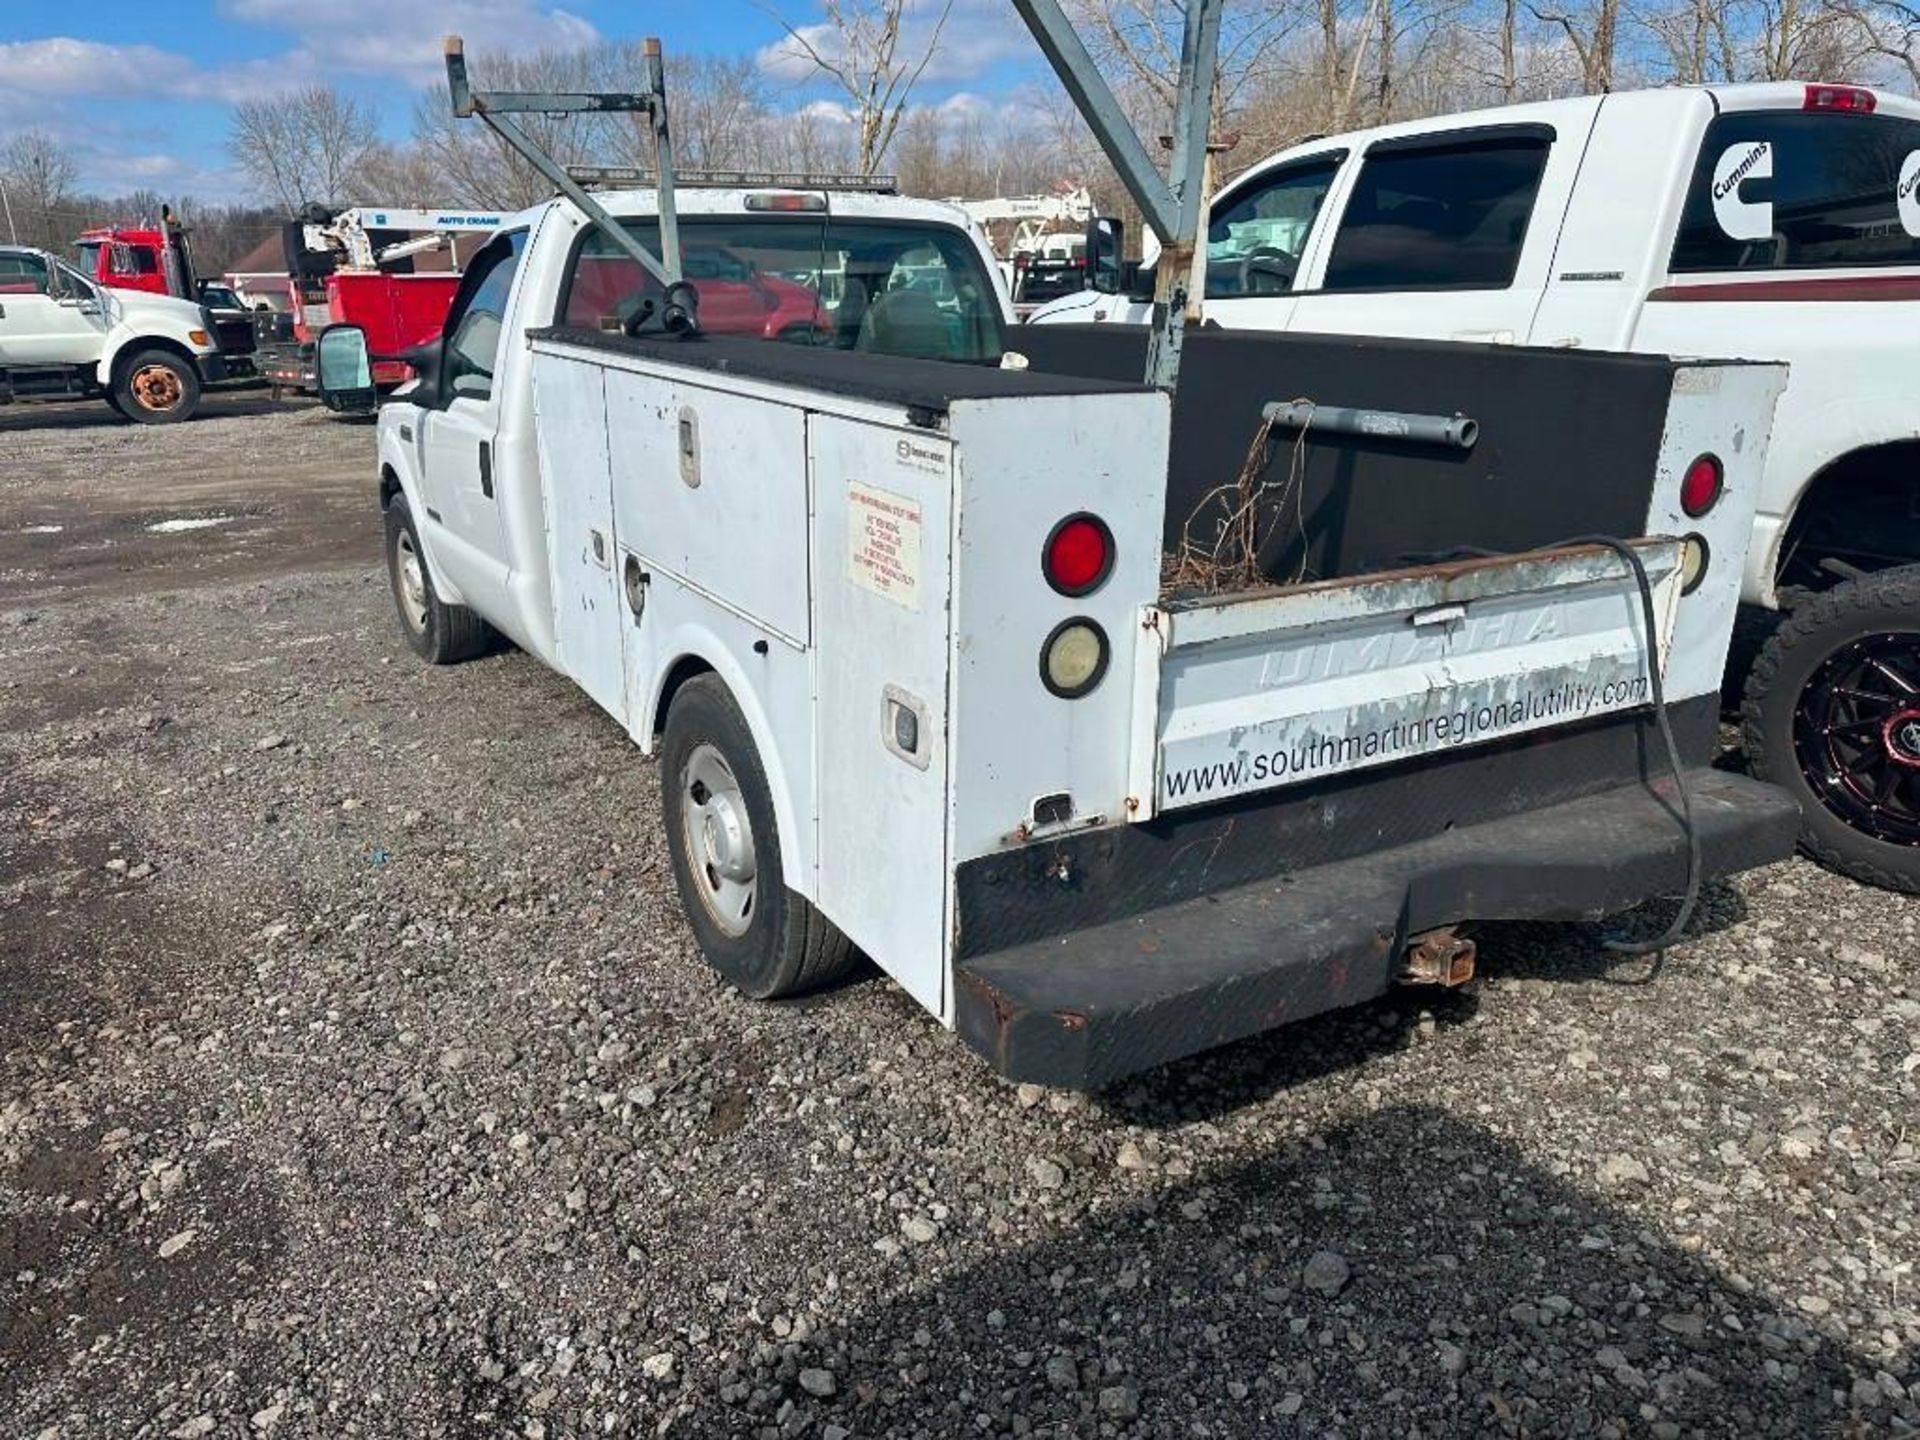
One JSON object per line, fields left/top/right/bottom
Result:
{"left": 682, "top": 743, "right": 756, "bottom": 936}
{"left": 132, "top": 364, "right": 182, "bottom": 411}
{"left": 394, "top": 533, "right": 428, "bottom": 632}
{"left": 1884, "top": 709, "right": 1920, "bottom": 770}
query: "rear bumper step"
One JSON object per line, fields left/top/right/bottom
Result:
{"left": 953, "top": 769, "right": 1798, "bottom": 1089}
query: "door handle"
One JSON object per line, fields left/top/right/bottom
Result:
{"left": 479, "top": 441, "right": 494, "bottom": 499}
{"left": 0, "top": 304, "right": 7, "bottom": 319}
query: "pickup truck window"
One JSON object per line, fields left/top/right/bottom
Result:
{"left": 1206, "top": 157, "right": 1343, "bottom": 298}
{"left": 557, "top": 217, "right": 1003, "bottom": 363}
{"left": 1671, "top": 111, "right": 1920, "bottom": 272}
{"left": 0, "top": 252, "right": 52, "bottom": 296}
{"left": 1322, "top": 137, "right": 1549, "bottom": 291}
{"left": 444, "top": 230, "right": 528, "bottom": 402}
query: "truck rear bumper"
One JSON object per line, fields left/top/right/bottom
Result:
{"left": 953, "top": 768, "right": 1797, "bottom": 1089}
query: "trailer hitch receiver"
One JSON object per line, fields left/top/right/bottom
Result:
{"left": 1399, "top": 926, "right": 1477, "bottom": 987}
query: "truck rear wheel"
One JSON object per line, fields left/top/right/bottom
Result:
{"left": 1742, "top": 565, "right": 1920, "bottom": 893}
{"left": 384, "top": 495, "right": 491, "bottom": 664}
{"left": 112, "top": 349, "right": 200, "bottom": 424}
{"left": 661, "top": 674, "right": 855, "bottom": 998}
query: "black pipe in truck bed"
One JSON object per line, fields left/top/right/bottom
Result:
{"left": 1014, "top": 323, "right": 1678, "bottom": 587}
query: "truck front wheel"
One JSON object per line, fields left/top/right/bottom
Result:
{"left": 384, "top": 495, "right": 492, "bottom": 664}
{"left": 112, "top": 349, "right": 200, "bottom": 424}
{"left": 662, "top": 674, "right": 856, "bottom": 998}
{"left": 1742, "top": 565, "right": 1920, "bottom": 893}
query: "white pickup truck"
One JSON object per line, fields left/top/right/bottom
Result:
{"left": 317, "top": 172, "right": 1801, "bottom": 1086}
{"left": 0, "top": 244, "right": 235, "bottom": 422}
{"left": 1036, "top": 80, "right": 1920, "bottom": 892}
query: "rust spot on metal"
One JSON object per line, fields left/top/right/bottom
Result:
{"left": 1052, "top": 1010, "right": 1089, "bottom": 1032}
{"left": 1125, "top": 795, "right": 1140, "bottom": 814}
{"left": 1399, "top": 925, "right": 1477, "bottom": 987}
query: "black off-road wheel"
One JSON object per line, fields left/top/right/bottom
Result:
{"left": 384, "top": 495, "right": 491, "bottom": 664}
{"left": 661, "top": 674, "right": 855, "bottom": 998}
{"left": 1742, "top": 565, "right": 1920, "bottom": 893}
{"left": 112, "top": 348, "right": 200, "bottom": 424}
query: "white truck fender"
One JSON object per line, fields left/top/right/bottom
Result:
{"left": 637, "top": 624, "right": 813, "bottom": 894}
{"left": 94, "top": 317, "right": 216, "bottom": 387}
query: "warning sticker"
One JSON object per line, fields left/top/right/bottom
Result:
{"left": 847, "top": 482, "right": 923, "bottom": 610}
{"left": 1900, "top": 150, "right": 1920, "bottom": 238}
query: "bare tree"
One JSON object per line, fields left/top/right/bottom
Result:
{"left": 0, "top": 130, "right": 80, "bottom": 249}
{"left": 230, "top": 86, "right": 381, "bottom": 212}
{"left": 764, "top": 0, "right": 958, "bottom": 174}
{"left": 1529, "top": 0, "right": 1622, "bottom": 89}
{"left": 1840, "top": 0, "right": 1920, "bottom": 84}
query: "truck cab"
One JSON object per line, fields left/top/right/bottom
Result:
{"left": 1038, "top": 81, "right": 1920, "bottom": 892}
{"left": 0, "top": 244, "right": 232, "bottom": 423}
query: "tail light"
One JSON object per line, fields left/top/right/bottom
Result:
{"left": 1804, "top": 84, "right": 1876, "bottom": 114}
{"left": 744, "top": 192, "right": 827, "bottom": 212}
{"left": 1040, "top": 618, "right": 1110, "bottom": 698}
{"left": 1042, "top": 512, "right": 1115, "bottom": 596}
{"left": 1680, "top": 454, "right": 1723, "bottom": 517}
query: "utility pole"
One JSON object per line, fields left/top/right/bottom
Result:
{"left": 0, "top": 177, "right": 17, "bottom": 246}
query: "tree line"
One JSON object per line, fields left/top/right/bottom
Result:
{"left": 5, "top": 0, "right": 1917, "bottom": 273}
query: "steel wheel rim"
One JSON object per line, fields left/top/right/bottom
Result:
{"left": 1792, "top": 630, "right": 1920, "bottom": 846}
{"left": 131, "top": 363, "right": 183, "bottom": 412}
{"left": 393, "top": 530, "right": 429, "bottom": 634}
{"left": 681, "top": 743, "right": 757, "bottom": 936}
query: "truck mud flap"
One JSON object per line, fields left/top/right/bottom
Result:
{"left": 953, "top": 767, "right": 1797, "bottom": 1090}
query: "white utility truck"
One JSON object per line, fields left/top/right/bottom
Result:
{"left": 1036, "top": 80, "right": 1920, "bottom": 891}
{"left": 0, "top": 244, "right": 236, "bottom": 423}
{"left": 317, "top": 28, "right": 1799, "bottom": 1086}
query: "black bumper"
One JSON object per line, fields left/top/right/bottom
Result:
{"left": 953, "top": 768, "right": 1798, "bottom": 1089}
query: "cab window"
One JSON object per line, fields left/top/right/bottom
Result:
{"left": 443, "top": 230, "right": 528, "bottom": 401}
{"left": 1206, "top": 158, "right": 1343, "bottom": 298}
{"left": 556, "top": 216, "right": 1004, "bottom": 363}
{"left": 1671, "top": 110, "right": 1920, "bottom": 271}
{"left": 0, "top": 252, "right": 52, "bottom": 296}
{"left": 1322, "top": 135, "right": 1551, "bottom": 291}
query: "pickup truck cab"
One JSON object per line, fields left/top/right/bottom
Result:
{"left": 332, "top": 177, "right": 1798, "bottom": 1086}
{"left": 0, "top": 244, "right": 233, "bottom": 422}
{"left": 1037, "top": 81, "right": 1920, "bottom": 892}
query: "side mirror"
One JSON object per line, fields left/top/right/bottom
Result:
{"left": 316, "top": 324, "right": 377, "bottom": 414}
{"left": 1085, "top": 215, "right": 1125, "bottom": 295}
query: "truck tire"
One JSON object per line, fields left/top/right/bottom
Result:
{"left": 1742, "top": 565, "right": 1920, "bottom": 893}
{"left": 662, "top": 674, "right": 856, "bottom": 998}
{"left": 384, "top": 495, "right": 491, "bottom": 664}
{"left": 112, "top": 349, "right": 200, "bottom": 424}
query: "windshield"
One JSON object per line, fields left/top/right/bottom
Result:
{"left": 557, "top": 215, "right": 1004, "bottom": 364}
{"left": 75, "top": 241, "right": 103, "bottom": 275}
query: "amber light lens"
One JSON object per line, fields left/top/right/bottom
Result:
{"left": 1043, "top": 513, "right": 1114, "bottom": 597}
{"left": 1680, "top": 455, "right": 1723, "bottom": 518}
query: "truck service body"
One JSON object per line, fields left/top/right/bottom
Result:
{"left": 1031, "top": 80, "right": 1920, "bottom": 893}
{"left": 341, "top": 177, "right": 1799, "bottom": 1086}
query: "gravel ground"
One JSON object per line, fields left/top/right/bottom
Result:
{"left": 2, "top": 401, "right": 1918, "bottom": 1439}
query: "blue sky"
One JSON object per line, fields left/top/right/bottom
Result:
{"left": 0, "top": 0, "right": 1040, "bottom": 200}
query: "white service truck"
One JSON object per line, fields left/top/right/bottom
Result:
{"left": 0, "top": 243, "right": 236, "bottom": 423}
{"left": 317, "top": 171, "right": 1801, "bottom": 1087}
{"left": 1035, "top": 80, "right": 1920, "bottom": 891}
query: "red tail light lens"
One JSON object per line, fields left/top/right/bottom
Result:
{"left": 1804, "top": 84, "right": 1876, "bottom": 114}
{"left": 1043, "top": 513, "right": 1115, "bottom": 596}
{"left": 1680, "top": 455, "right": 1724, "bottom": 517}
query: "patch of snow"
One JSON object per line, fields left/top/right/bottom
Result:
{"left": 147, "top": 516, "right": 235, "bottom": 534}
{"left": 19, "top": 524, "right": 63, "bottom": 534}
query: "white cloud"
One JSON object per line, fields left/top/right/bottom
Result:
{"left": 757, "top": 0, "right": 1027, "bottom": 88}
{"left": 217, "top": 0, "right": 599, "bottom": 83}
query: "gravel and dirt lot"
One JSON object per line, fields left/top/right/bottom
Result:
{"left": 2, "top": 396, "right": 1917, "bottom": 1439}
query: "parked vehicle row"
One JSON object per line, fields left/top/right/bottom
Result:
{"left": 1040, "top": 80, "right": 1920, "bottom": 893}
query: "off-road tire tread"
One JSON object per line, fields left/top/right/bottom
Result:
{"left": 1740, "top": 564, "right": 1920, "bottom": 894}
